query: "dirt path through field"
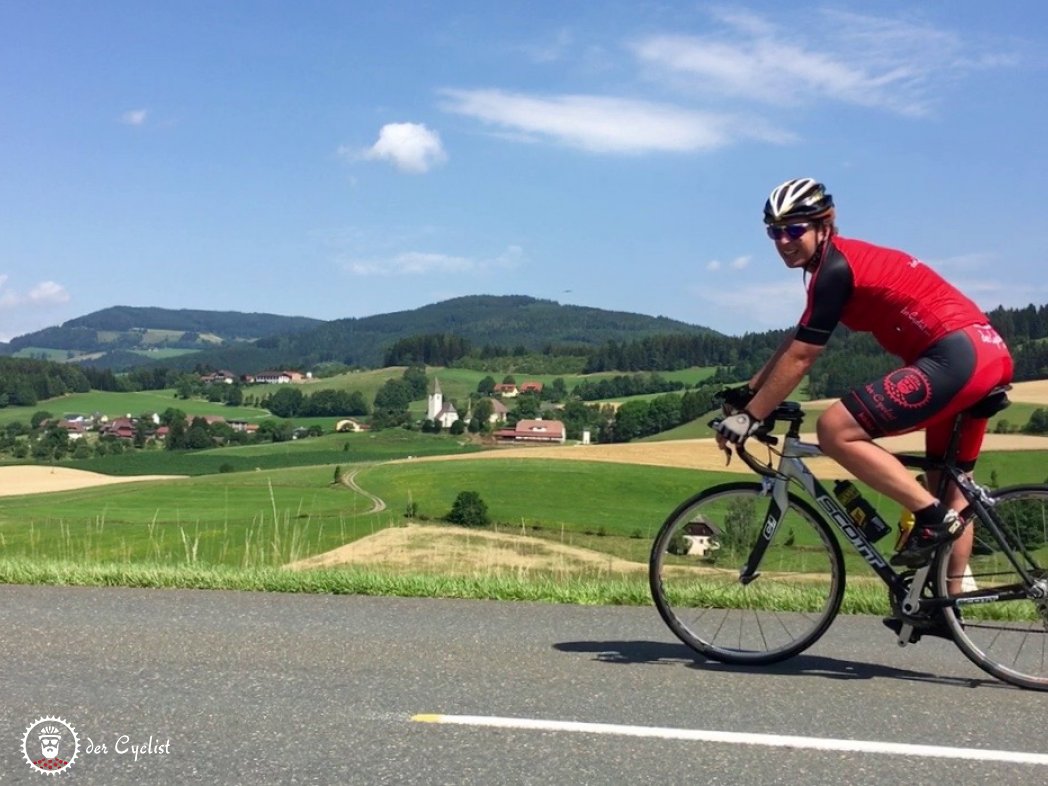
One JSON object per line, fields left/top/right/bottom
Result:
{"left": 340, "top": 467, "right": 385, "bottom": 514}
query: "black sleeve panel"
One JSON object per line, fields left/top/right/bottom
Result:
{"left": 795, "top": 246, "right": 854, "bottom": 346}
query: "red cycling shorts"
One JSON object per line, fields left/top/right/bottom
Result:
{"left": 841, "top": 324, "right": 1013, "bottom": 469}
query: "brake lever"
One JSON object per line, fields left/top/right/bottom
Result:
{"left": 709, "top": 416, "right": 735, "bottom": 465}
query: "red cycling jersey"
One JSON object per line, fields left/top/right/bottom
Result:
{"left": 797, "top": 236, "right": 989, "bottom": 362}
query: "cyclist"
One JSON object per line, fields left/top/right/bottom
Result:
{"left": 714, "top": 178, "right": 1014, "bottom": 585}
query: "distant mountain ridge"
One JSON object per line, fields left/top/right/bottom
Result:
{"left": 6, "top": 306, "right": 324, "bottom": 357}
{"left": 167, "top": 295, "right": 720, "bottom": 371}
{"left": 2, "top": 296, "right": 718, "bottom": 371}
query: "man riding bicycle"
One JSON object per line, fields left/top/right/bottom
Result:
{"left": 713, "top": 178, "right": 1014, "bottom": 579}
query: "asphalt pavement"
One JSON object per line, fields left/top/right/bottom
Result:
{"left": 1, "top": 585, "right": 1046, "bottom": 785}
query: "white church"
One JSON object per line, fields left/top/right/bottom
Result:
{"left": 426, "top": 378, "right": 459, "bottom": 428}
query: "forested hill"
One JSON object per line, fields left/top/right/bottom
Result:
{"left": 7, "top": 306, "right": 324, "bottom": 353}
{"left": 153, "top": 295, "right": 719, "bottom": 372}
{"left": 8, "top": 298, "right": 1048, "bottom": 395}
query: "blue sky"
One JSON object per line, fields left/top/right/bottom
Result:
{"left": 2, "top": 1, "right": 1046, "bottom": 343}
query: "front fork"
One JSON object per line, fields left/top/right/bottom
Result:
{"left": 739, "top": 476, "right": 785, "bottom": 586}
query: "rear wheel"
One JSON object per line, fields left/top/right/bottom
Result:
{"left": 649, "top": 482, "right": 845, "bottom": 665}
{"left": 936, "top": 485, "right": 1048, "bottom": 691}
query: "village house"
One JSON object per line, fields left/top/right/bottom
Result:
{"left": 495, "top": 418, "right": 566, "bottom": 444}
{"left": 200, "top": 370, "right": 237, "bottom": 385}
{"left": 487, "top": 398, "right": 509, "bottom": 424}
{"left": 57, "top": 419, "right": 87, "bottom": 440}
{"left": 100, "top": 417, "right": 136, "bottom": 440}
{"left": 682, "top": 520, "right": 720, "bottom": 557}
{"left": 493, "top": 383, "right": 518, "bottom": 398}
{"left": 518, "top": 381, "right": 543, "bottom": 395}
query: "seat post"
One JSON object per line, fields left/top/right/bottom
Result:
{"left": 930, "top": 412, "right": 968, "bottom": 498}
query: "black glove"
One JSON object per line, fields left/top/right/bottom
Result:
{"left": 713, "top": 411, "right": 761, "bottom": 446}
{"left": 718, "top": 385, "right": 756, "bottom": 414}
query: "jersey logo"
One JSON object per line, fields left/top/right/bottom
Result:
{"left": 884, "top": 368, "right": 933, "bottom": 409}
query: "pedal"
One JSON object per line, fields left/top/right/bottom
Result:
{"left": 896, "top": 622, "right": 915, "bottom": 647}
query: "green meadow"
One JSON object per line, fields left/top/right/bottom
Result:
{"left": 55, "top": 430, "right": 483, "bottom": 476}
{"left": 298, "top": 364, "right": 720, "bottom": 406}
{"left": 0, "top": 389, "right": 271, "bottom": 426}
{"left": 0, "top": 461, "right": 719, "bottom": 568}
{"left": 0, "top": 364, "right": 720, "bottom": 427}
{"left": 2, "top": 365, "right": 1047, "bottom": 609}
{"left": 3, "top": 446, "right": 1046, "bottom": 575}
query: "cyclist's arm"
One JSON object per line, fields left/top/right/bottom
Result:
{"left": 747, "top": 340, "right": 824, "bottom": 420}
{"left": 748, "top": 329, "right": 799, "bottom": 390}
{"left": 747, "top": 247, "right": 854, "bottom": 419}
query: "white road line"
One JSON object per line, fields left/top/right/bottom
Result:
{"left": 412, "top": 714, "right": 1048, "bottom": 766}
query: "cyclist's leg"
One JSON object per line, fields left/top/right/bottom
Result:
{"left": 817, "top": 338, "right": 972, "bottom": 515}
{"left": 826, "top": 332, "right": 988, "bottom": 566}
{"left": 923, "top": 325, "right": 1013, "bottom": 590}
{"left": 816, "top": 405, "right": 933, "bottom": 510}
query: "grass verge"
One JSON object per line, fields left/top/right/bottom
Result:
{"left": 0, "top": 557, "right": 892, "bottom": 613}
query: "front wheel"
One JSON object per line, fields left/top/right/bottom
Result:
{"left": 649, "top": 481, "right": 845, "bottom": 665}
{"left": 936, "top": 485, "right": 1048, "bottom": 691}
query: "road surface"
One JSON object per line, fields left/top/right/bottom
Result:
{"left": 1, "top": 585, "right": 1045, "bottom": 785}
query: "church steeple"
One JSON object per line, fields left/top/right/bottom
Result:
{"left": 427, "top": 377, "right": 443, "bottom": 420}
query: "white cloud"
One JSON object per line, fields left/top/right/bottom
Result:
{"left": 348, "top": 251, "right": 472, "bottom": 276}
{"left": 924, "top": 252, "right": 998, "bottom": 272}
{"left": 355, "top": 122, "right": 447, "bottom": 173}
{"left": 947, "top": 278, "right": 1048, "bottom": 311}
{"left": 344, "top": 245, "right": 523, "bottom": 277}
{"left": 706, "top": 255, "right": 750, "bottom": 272}
{"left": 631, "top": 8, "right": 1013, "bottom": 116}
{"left": 0, "top": 276, "right": 70, "bottom": 308}
{"left": 0, "top": 276, "right": 71, "bottom": 340}
{"left": 28, "top": 280, "right": 71, "bottom": 304}
{"left": 439, "top": 88, "right": 792, "bottom": 153}
{"left": 121, "top": 109, "right": 148, "bottom": 126}
{"left": 692, "top": 276, "right": 807, "bottom": 330}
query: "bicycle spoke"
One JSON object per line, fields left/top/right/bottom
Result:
{"left": 650, "top": 483, "right": 844, "bottom": 665}
{"left": 939, "top": 486, "right": 1048, "bottom": 690}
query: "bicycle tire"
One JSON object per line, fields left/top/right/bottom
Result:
{"left": 936, "top": 484, "right": 1048, "bottom": 691}
{"left": 649, "top": 481, "right": 845, "bottom": 665}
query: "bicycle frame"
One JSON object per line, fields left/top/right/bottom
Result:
{"left": 736, "top": 433, "right": 910, "bottom": 598}
{"left": 735, "top": 427, "right": 1043, "bottom": 613}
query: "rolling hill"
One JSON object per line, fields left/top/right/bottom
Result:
{"left": 4, "top": 296, "right": 720, "bottom": 372}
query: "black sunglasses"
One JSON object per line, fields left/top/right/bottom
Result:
{"left": 766, "top": 223, "right": 812, "bottom": 240}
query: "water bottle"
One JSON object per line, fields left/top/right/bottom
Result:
{"left": 894, "top": 473, "right": 923, "bottom": 552}
{"left": 833, "top": 480, "right": 891, "bottom": 542}
{"left": 896, "top": 509, "right": 916, "bottom": 552}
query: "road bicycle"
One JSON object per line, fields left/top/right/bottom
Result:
{"left": 649, "top": 387, "right": 1048, "bottom": 690}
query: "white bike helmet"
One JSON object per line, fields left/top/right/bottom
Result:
{"left": 764, "top": 178, "right": 834, "bottom": 224}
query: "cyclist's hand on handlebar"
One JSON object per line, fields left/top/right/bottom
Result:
{"left": 717, "top": 384, "right": 756, "bottom": 414}
{"left": 713, "top": 411, "right": 761, "bottom": 446}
